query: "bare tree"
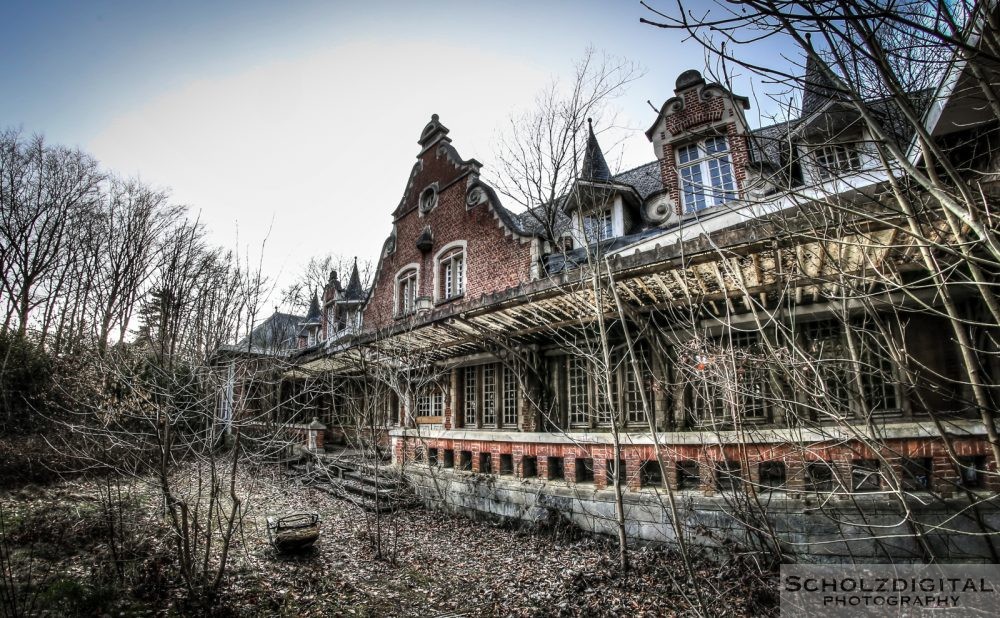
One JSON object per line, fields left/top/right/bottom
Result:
{"left": 490, "top": 47, "right": 643, "bottom": 241}
{"left": 57, "top": 225, "right": 273, "bottom": 599}
{"left": 0, "top": 130, "right": 102, "bottom": 338}
{"left": 90, "top": 176, "right": 177, "bottom": 354}
{"left": 281, "top": 253, "right": 373, "bottom": 315}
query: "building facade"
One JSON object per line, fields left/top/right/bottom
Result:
{"left": 259, "top": 52, "right": 1000, "bottom": 562}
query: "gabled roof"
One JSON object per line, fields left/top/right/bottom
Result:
{"left": 512, "top": 160, "right": 664, "bottom": 237}
{"left": 392, "top": 115, "right": 483, "bottom": 220}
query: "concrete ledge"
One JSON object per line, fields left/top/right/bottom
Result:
{"left": 390, "top": 419, "right": 988, "bottom": 445}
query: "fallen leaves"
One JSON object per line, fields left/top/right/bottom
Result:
{"left": 2, "top": 468, "right": 777, "bottom": 617}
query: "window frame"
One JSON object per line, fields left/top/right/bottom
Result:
{"left": 433, "top": 241, "right": 467, "bottom": 304}
{"left": 414, "top": 383, "right": 445, "bottom": 425}
{"left": 564, "top": 344, "right": 654, "bottom": 430}
{"left": 676, "top": 135, "right": 737, "bottom": 213}
{"left": 683, "top": 332, "right": 770, "bottom": 427}
{"left": 459, "top": 361, "right": 519, "bottom": 430}
{"left": 394, "top": 265, "right": 420, "bottom": 317}
{"left": 440, "top": 249, "right": 465, "bottom": 300}
{"left": 812, "top": 143, "right": 862, "bottom": 181}
{"left": 798, "top": 319, "right": 901, "bottom": 418}
{"left": 582, "top": 207, "right": 614, "bottom": 243}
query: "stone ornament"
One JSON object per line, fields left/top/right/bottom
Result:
{"left": 466, "top": 186, "right": 486, "bottom": 208}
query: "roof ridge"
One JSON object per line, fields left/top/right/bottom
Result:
{"left": 612, "top": 159, "right": 659, "bottom": 177}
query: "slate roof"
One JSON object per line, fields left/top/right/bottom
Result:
{"left": 235, "top": 312, "right": 304, "bottom": 352}
{"left": 510, "top": 160, "right": 664, "bottom": 238}
{"left": 581, "top": 120, "right": 612, "bottom": 181}
{"left": 748, "top": 119, "right": 800, "bottom": 170}
{"left": 544, "top": 227, "right": 669, "bottom": 274}
{"left": 515, "top": 199, "right": 571, "bottom": 236}
{"left": 801, "top": 54, "right": 845, "bottom": 117}
{"left": 305, "top": 294, "right": 321, "bottom": 322}
{"left": 612, "top": 161, "right": 663, "bottom": 201}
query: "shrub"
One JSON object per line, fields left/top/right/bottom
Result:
{"left": 0, "top": 332, "right": 52, "bottom": 434}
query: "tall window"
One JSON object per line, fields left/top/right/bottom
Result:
{"left": 460, "top": 362, "right": 518, "bottom": 429}
{"left": 855, "top": 328, "right": 899, "bottom": 413}
{"left": 564, "top": 345, "right": 652, "bottom": 428}
{"left": 724, "top": 331, "right": 768, "bottom": 422}
{"left": 802, "top": 320, "right": 851, "bottom": 413}
{"left": 813, "top": 143, "right": 861, "bottom": 180}
{"left": 482, "top": 364, "right": 497, "bottom": 426}
{"left": 396, "top": 268, "right": 417, "bottom": 316}
{"left": 567, "top": 357, "right": 590, "bottom": 427}
{"left": 502, "top": 368, "right": 518, "bottom": 427}
{"left": 463, "top": 366, "right": 477, "bottom": 427}
{"left": 800, "top": 319, "right": 898, "bottom": 416}
{"left": 583, "top": 208, "right": 614, "bottom": 242}
{"left": 594, "top": 364, "right": 618, "bottom": 426}
{"left": 623, "top": 348, "right": 653, "bottom": 425}
{"left": 439, "top": 248, "right": 465, "bottom": 300}
{"left": 677, "top": 136, "right": 736, "bottom": 212}
{"left": 684, "top": 333, "right": 768, "bottom": 426}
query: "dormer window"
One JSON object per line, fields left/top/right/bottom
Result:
{"left": 439, "top": 247, "right": 465, "bottom": 300}
{"left": 677, "top": 136, "right": 736, "bottom": 212}
{"left": 396, "top": 267, "right": 418, "bottom": 316}
{"left": 813, "top": 143, "right": 861, "bottom": 180}
{"left": 583, "top": 208, "right": 614, "bottom": 242}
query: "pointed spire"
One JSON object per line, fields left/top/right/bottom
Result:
{"left": 305, "top": 291, "right": 321, "bottom": 321}
{"left": 581, "top": 118, "right": 612, "bottom": 182}
{"left": 344, "top": 257, "right": 364, "bottom": 300}
{"left": 801, "top": 39, "right": 843, "bottom": 116}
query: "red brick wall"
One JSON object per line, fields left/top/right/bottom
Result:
{"left": 397, "top": 434, "right": 998, "bottom": 495}
{"left": 364, "top": 143, "right": 532, "bottom": 330}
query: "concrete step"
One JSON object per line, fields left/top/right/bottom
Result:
{"left": 339, "top": 477, "right": 401, "bottom": 500}
{"left": 343, "top": 470, "right": 403, "bottom": 489}
{"left": 317, "top": 480, "right": 417, "bottom": 514}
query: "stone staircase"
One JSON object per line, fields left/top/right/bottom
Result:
{"left": 287, "top": 449, "right": 418, "bottom": 513}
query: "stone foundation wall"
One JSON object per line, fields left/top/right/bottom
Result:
{"left": 400, "top": 456, "right": 1000, "bottom": 564}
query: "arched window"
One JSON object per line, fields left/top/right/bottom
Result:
{"left": 396, "top": 267, "right": 418, "bottom": 316}
{"left": 438, "top": 247, "right": 465, "bottom": 301}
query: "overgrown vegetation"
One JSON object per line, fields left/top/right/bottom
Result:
{"left": 1, "top": 474, "right": 775, "bottom": 617}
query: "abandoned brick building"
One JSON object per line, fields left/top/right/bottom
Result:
{"left": 224, "top": 45, "right": 1000, "bottom": 561}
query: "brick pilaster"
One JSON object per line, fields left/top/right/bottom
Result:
{"left": 594, "top": 458, "right": 608, "bottom": 489}
{"left": 538, "top": 455, "right": 551, "bottom": 481}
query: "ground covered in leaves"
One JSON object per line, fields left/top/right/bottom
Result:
{"left": 1, "top": 466, "right": 777, "bottom": 617}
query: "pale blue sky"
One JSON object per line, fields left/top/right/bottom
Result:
{"left": 1, "top": 0, "right": 798, "bottom": 297}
